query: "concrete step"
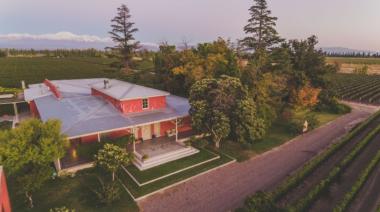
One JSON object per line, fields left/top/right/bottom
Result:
{"left": 133, "top": 147, "right": 199, "bottom": 170}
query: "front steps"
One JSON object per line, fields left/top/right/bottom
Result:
{"left": 133, "top": 146, "right": 199, "bottom": 170}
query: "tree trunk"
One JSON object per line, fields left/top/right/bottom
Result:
{"left": 215, "top": 140, "right": 220, "bottom": 149}
{"left": 25, "top": 191, "right": 34, "bottom": 208}
{"left": 112, "top": 171, "right": 115, "bottom": 182}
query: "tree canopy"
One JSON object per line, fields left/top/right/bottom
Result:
{"left": 0, "top": 119, "right": 67, "bottom": 208}
{"left": 241, "top": 0, "right": 282, "bottom": 62}
{"left": 95, "top": 143, "right": 132, "bottom": 181}
{"left": 189, "top": 76, "right": 266, "bottom": 146}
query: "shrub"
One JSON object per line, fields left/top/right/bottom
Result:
{"left": 242, "top": 191, "right": 283, "bottom": 212}
{"left": 305, "top": 113, "right": 319, "bottom": 130}
{"left": 93, "top": 177, "right": 121, "bottom": 205}
{"left": 49, "top": 206, "right": 75, "bottom": 212}
{"left": 287, "top": 118, "right": 304, "bottom": 135}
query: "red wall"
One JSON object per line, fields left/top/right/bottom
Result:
{"left": 0, "top": 169, "right": 11, "bottom": 212}
{"left": 29, "top": 100, "right": 40, "bottom": 118}
{"left": 91, "top": 88, "right": 123, "bottom": 112}
{"left": 91, "top": 88, "right": 166, "bottom": 114}
{"left": 160, "top": 121, "right": 175, "bottom": 137}
{"left": 178, "top": 116, "right": 192, "bottom": 132}
{"left": 109, "top": 129, "right": 131, "bottom": 139}
{"left": 81, "top": 134, "right": 98, "bottom": 143}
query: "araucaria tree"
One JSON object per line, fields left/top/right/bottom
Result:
{"left": 95, "top": 144, "right": 132, "bottom": 181}
{"left": 241, "top": 0, "right": 282, "bottom": 63}
{"left": 108, "top": 4, "right": 139, "bottom": 72}
{"left": 189, "top": 76, "right": 266, "bottom": 147}
{"left": 0, "top": 119, "right": 67, "bottom": 208}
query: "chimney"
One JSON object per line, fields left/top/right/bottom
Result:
{"left": 104, "top": 80, "right": 109, "bottom": 89}
{"left": 21, "top": 80, "right": 26, "bottom": 89}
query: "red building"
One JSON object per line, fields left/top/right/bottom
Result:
{"left": 0, "top": 167, "right": 11, "bottom": 212}
{"left": 24, "top": 79, "right": 197, "bottom": 171}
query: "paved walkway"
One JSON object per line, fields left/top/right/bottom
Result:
{"left": 138, "top": 102, "right": 379, "bottom": 212}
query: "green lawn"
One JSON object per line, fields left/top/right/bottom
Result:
{"left": 221, "top": 110, "right": 344, "bottom": 162}
{"left": 9, "top": 169, "right": 139, "bottom": 212}
{"left": 125, "top": 148, "right": 218, "bottom": 184}
{"left": 118, "top": 149, "right": 233, "bottom": 198}
{"left": 0, "top": 57, "right": 118, "bottom": 88}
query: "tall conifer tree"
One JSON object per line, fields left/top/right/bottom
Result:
{"left": 108, "top": 4, "right": 139, "bottom": 72}
{"left": 241, "top": 0, "right": 282, "bottom": 54}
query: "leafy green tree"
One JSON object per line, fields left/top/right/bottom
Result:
{"left": 108, "top": 4, "right": 139, "bottom": 72}
{"left": 95, "top": 144, "right": 132, "bottom": 181}
{"left": 241, "top": 0, "right": 282, "bottom": 65}
{"left": 0, "top": 119, "right": 67, "bottom": 208}
{"left": 0, "top": 119, "right": 67, "bottom": 174}
{"left": 190, "top": 100, "right": 230, "bottom": 148}
{"left": 189, "top": 76, "right": 265, "bottom": 146}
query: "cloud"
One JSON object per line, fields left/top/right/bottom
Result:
{"left": 0, "top": 31, "right": 112, "bottom": 43}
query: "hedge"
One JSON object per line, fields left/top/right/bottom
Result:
{"left": 334, "top": 148, "right": 380, "bottom": 212}
{"left": 272, "top": 110, "right": 380, "bottom": 201}
{"left": 289, "top": 124, "right": 380, "bottom": 211}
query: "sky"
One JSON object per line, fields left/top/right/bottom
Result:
{"left": 1, "top": 0, "right": 380, "bottom": 51}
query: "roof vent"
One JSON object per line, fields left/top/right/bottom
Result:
{"left": 104, "top": 80, "right": 110, "bottom": 89}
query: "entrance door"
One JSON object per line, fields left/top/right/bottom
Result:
{"left": 154, "top": 123, "right": 161, "bottom": 137}
{"left": 141, "top": 125, "right": 152, "bottom": 140}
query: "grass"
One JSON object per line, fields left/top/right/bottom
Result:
{"left": 125, "top": 148, "right": 218, "bottom": 183}
{"left": 221, "top": 110, "right": 344, "bottom": 162}
{"left": 327, "top": 57, "right": 380, "bottom": 65}
{"left": 0, "top": 57, "right": 118, "bottom": 88}
{"left": 9, "top": 169, "right": 139, "bottom": 212}
{"left": 118, "top": 148, "right": 233, "bottom": 198}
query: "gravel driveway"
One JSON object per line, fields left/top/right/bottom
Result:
{"left": 138, "top": 102, "right": 379, "bottom": 212}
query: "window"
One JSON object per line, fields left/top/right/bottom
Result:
{"left": 142, "top": 98, "right": 149, "bottom": 109}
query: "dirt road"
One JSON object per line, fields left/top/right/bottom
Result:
{"left": 138, "top": 102, "right": 378, "bottom": 212}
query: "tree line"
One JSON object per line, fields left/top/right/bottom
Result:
{"left": 0, "top": 48, "right": 107, "bottom": 58}
{"left": 108, "top": 0, "right": 348, "bottom": 148}
{"left": 325, "top": 51, "right": 380, "bottom": 58}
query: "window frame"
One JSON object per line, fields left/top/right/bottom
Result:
{"left": 142, "top": 98, "right": 149, "bottom": 110}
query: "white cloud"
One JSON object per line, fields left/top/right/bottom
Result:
{"left": 0, "top": 31, "right": 112, "bottom": 43}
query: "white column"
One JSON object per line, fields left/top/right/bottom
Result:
{"left": 97, "top": 133, "right": 100, "bottom": 142}
{"left": 132, "top": 128, "right": 136, "bottom": 153}
{"left": 175, "top": 118, "right": 178, "bottom": 141}
{"left": 13, "top": 103, "right": 19, "bottom": 123}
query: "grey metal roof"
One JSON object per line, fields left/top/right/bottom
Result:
{"left": 91, "top": 79, "right": 170, "bottom": 100}
{"left": 31, "top": 79, "right": 190, "bottom": 138}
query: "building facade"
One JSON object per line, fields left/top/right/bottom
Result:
{"left": 24, "top": 79, "right": 197, "bottom": 172}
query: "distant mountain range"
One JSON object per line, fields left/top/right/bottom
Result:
{"left": 0, "top": 32, "right": 379, "bottom": 55}
{"left": 320, "top": 47, "right": 380, "bottom": 55}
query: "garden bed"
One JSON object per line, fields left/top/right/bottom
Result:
{"left": 9, "top": 169, "right": 139, "bottom": 212}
